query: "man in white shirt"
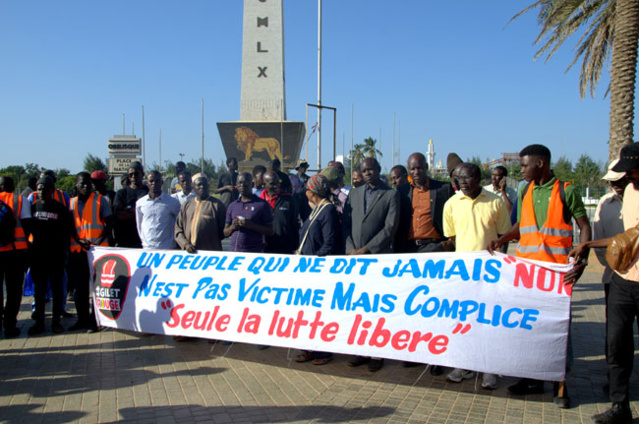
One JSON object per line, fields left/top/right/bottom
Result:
{"left": 593, "top": 159, "right": 628, "bottom": 298}
{"left": 136, "top": 171, "right": 181, "bottom": 249}
{"left": 172, "top": 171, "right": 195, "bottom": 205}
{"left": 483, "top": 165, "right": 517, "bottom": 253}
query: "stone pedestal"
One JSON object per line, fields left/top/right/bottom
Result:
{"left": 217, "top": 122, "right": 305, "bottom": 171}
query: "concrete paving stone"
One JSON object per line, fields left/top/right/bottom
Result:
{"left": 1, "top": 261, "right": 633, "bottom": 423}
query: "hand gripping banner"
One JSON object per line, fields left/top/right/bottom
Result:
{"left": 88, "top": 247, "right": 573, "bottom": 381}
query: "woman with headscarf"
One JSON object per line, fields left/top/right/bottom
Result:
{"left": 295, "top": 174, "right": 339, "bottom": 365}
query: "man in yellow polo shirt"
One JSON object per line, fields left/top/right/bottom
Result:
{"left": 443, "top": 162, "right": 511, "bottom": 389}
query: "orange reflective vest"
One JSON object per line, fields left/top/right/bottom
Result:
{"left": 70, "top": 193, "right": 108, "bottom": 253}
{"left": 515, "top": 180, "right": 573, "bottom": 264}
{"left": 30, "top": 189, "right": 70, "bottom": 209}
{"left": 0, "top": 193, "right": 27, "bottom": 251}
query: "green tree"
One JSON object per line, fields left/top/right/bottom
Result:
{"left": 24, "top": 163, "right": 40, "bottom": 178}
{"left": 57, "top": 175, "right": 76, "bottom": 195}
{"left": 186, "top": 159, "right": 218, "bottom": 180}
{"left": 83, "top": 154, "right": 107, "bottom": 173}
{"left": 552, "top": 156, "right": 574, "bottom": 181}
{"left": 350, "top": 145, "right": 366, "bottom": 169}
{"left": 573, "top": 154, "right": 603, "bottom": 187}
{"left": 0, "top": 165, "right": 25, "bottom": 182}
{"left": 513, "top": 0, "right": 639, "bottom": 160}
{"left": 468, "top": 156, "right": 491, "bottom": 183}
{"left": 55, "top": 168, "right": 70, "bottom": 179}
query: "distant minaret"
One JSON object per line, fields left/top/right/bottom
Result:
{"left": 426, "top": 139, "right": 436, "bottom": 171}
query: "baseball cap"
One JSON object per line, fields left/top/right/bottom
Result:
{"left": 611, "top": 142, "right": 639, "bottom": 173}
{"left": 91, "top": 170, "right": 108, "bottom": 180}
{"left": 602, "top": 159, "right": 625, "bottom": 181}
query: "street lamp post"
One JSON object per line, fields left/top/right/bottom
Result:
{"left": 306, "top": 103, "right": 336, "bottom": 169}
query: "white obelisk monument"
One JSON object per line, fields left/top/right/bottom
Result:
{"left": 217, "top": 0, "right": 304, "bottom": 170}
{"left": 240, "top": 0, "right": 286, "bottom": 121}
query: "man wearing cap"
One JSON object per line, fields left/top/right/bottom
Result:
{"left": 0, "top": 176, "right": 31, "bottom": 338}
{"left": 589, "top": 159, "right": 629, "bottom": 396}
{"left": 27, "top": 170, "right": 71, "bottom": 209}
{"left": 135, "top": 171, "right": 181, "bottom": 250}
{"left": 28, "top": 176, "right": 87, "bottom": 336}
{"left": 571, "top": 143, "right": 639, "bottom": 424}
{"left": 91, "top": 170, "right": 115, "bottom": 210}
{"left": 290, "top": 159, "right": 310, "bottom": 195}
{"left": 594, "top": 160, "right": 629, "bottom": 302}
{"left": 175, "top": 173, "right": 226, "bottom": 253}
{"left": 172, "top": 171, "right": 195, "bottom": 206}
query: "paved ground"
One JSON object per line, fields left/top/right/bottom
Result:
{"left": 1, "top": 251, "right": 639, "bottom": 424}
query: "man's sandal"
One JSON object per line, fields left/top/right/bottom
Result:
{"left": 312, "top": 357, "right": 333, "bottom": 366}
{"left": 295, "top": 351, "right": 314, "bottom": 363}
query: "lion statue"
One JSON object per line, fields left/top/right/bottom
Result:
{"left": 234, "top": 126, "right": 283, "bottom": 163}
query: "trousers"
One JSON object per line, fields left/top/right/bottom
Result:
{"left": 0, "top": 250, "right": 26, "bottom": 330}
{"left": 607, "top": 272, "right": 639, "bottom": 405}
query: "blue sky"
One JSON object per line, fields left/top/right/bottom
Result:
{"left": 0, "top": 1, "right": 620, "bottom": 174}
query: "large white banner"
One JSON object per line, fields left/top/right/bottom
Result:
{"left": 88, "top": 247, "right": 572, "bottom": 381}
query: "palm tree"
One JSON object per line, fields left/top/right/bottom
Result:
{"left": 609, "top": 0, "right": 639, "bottom": 159}
{"left": 350, "top": 144, "right": 366, "bottom": 169}
{"left": 362, "top": 137, "right": 383, "bottom": 159}
{"left": 513, "top": 0, "right": 639, "bottom": 160}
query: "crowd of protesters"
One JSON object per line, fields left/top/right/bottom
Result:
{"left": 1, "top": 142, "right": 638, "bottom": 423}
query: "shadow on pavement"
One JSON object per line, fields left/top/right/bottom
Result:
{"left": 0, "top": 404, "right": 85, "bottom": 423}
{"left": 113, "top": 404, "right": 395, "bottom": 423}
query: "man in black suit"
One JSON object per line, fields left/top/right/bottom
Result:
{"left": 342, "top": 157, "right": 400, "bottom": 372}
{"left": 390, "top": 165, "right": 411, "bottom": 254}
{"left": 406, "top": 153, "right": 455, "bottom": 253}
